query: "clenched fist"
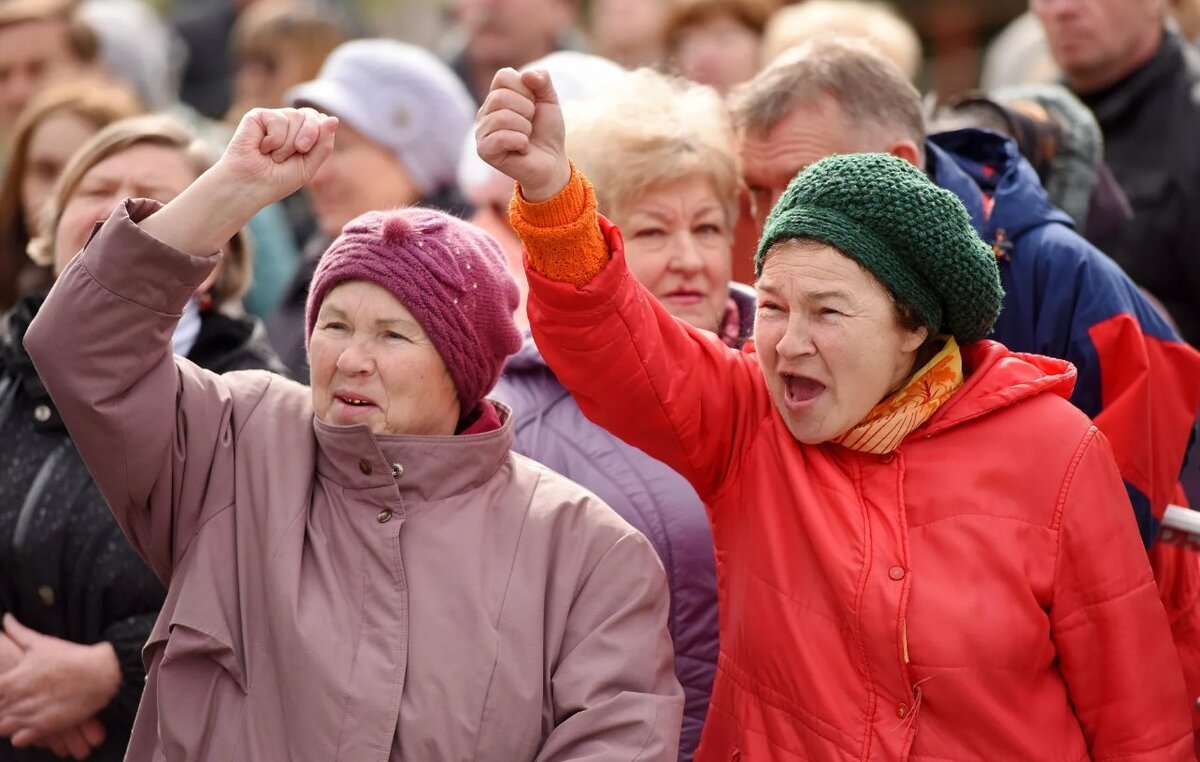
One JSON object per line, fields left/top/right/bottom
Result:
{"left": 476, "top": 69, "right": 571, "bottom": 202}
{"left": 220, "top": 107, "right": 339, "bottom": 211}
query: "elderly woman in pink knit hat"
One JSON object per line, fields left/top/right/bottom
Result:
{"left": 23, "top": 107, "right": 683, "bottom": 760}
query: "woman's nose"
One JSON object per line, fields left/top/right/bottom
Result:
{"left": 668, "top": 233, "right": 705, "bottom": 274}
{"left": 776, "top": 315, "right": 816, "bottom": 359}
{"left": 335, "top": 339, "right": 374, "bottom": 374}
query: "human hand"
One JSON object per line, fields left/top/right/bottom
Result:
{"left": 0, "top": 615, "right": 120, "bottom": 747}
{"left": 214, "top": 107, "right": 339, "bottom": 212}
{"left": 476, "top": 68, "right": 571, "bottom": 202}
{"left": 35, "top": 720, "right": 106, "bottom": 760}
{"left": 0, "top": 632, "right": 21, "bottom": 674}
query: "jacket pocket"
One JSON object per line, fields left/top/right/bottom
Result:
{"left": 143, "top": 609, "right": 249, "bottom": 760}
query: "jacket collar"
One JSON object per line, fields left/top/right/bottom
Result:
{"left": 1077, "top": 28, "right": 1185, "bottom": 125}
{"left": 313, "top": 401, "right": 516, "bottom": 504}
{"left": 921, "top": 340, "right": 1076, "bottom": 437}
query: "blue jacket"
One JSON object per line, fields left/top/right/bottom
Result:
{"left": 491, "top": 286, "right": 754, "bottom": 762}
{"left": 929, "top": 129, "right": 1200, "bottom": 545}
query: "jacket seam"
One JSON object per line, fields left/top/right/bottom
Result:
{"left": 1048, "top": 426, "right": 1098, "bottom": 626}
{"left": 630, "top": 700, "right": 661, "bottom": 761}
{"left": 1053, "top": 579, "right": 1159, "bottom": 633}
{"left": 1090, "top": 731, "right": 1193, "bottom": 761}
{"left": 848, "top": 457, "right": 877, "bottom": 761}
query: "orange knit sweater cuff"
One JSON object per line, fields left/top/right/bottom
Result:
{"left": 508, "top": 165, "right": 610, "bottom": 287}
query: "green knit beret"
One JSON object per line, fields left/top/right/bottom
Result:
{"left": 755, "top": 153, "right": 1004, "bottom": 344}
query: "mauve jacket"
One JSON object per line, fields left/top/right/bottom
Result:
{"left": 492, "top": 289, "right": 754, "bottom": 762}
{"left": 25, "top": 199, "right": 684, "bottom": 762}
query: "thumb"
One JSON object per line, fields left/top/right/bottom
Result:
{"left": 520, "top": 69, "right": 560, "bottom": 107}
{"left": 3, "top": 614, "right": 36, "bottom": 649}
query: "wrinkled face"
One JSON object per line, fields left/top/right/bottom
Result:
{"left": 1032, "top": 0, "right": 1165, "bottom": 91}
{"left": 310, "top": 280, "right": 461, "bottom": 437}
{"left": 53, "top": 144, "right": 199, "bottom": 274}
{"left": 306, "top": 121, "right": 418, "bottom": 238}
{"left": 20, "top": 111, "right": 98, "bottom": 233}
{"left": 754, "top": 240, "right": 927, "bottom": 444}
{"left": 741, "top": 95, "right": 868, "bottom": 232}
{"left": 617, "top": 174, "right": 732, "bottom": 333}
{"left": 456, "top": 0, "right": 573, "bottom": 66}
{"left": 674, "top": 13, "right": 760, "bottom": 93}
{"left": 0, "top": 19, "right": 88, "bottom": 131}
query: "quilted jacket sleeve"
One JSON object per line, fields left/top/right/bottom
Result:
{"left": 1050, "top": 426, "right": 1194, "bottom": 759}
{"left": 25, "top": 199, "right": 263, "bottom": 584}
{"left": 518, "top": 179, "right": 772, "bottom": 501}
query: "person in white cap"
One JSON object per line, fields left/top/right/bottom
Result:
{"left": 267, "top": 38, "right": 477, "bottom": 380}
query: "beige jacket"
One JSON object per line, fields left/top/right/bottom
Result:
{"left": 26, "top": 200, "right": 683, "bottom": 761}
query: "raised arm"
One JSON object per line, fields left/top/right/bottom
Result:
{"left": 477, "top": 70, "right": 771, "bottom": 500}
{"left": 25, "top": 109, "right": 337, "bottom": 581}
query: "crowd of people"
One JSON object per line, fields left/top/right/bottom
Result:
{"left": 0, "top": 0, "right": 1199, "bottom": 759}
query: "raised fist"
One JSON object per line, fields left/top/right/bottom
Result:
{"left": 476, "top": 68, "right": 571, "bottom": 202}
{"left": 219, "top": 107, "right": 338, "bottom": 210}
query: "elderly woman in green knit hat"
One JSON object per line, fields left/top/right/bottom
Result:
{"left": 477, "top": 69, "right": 1192, "bottom": 759}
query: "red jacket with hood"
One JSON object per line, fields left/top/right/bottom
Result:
{"left": 526, "top": 219, "right": 1193, "bottom": 761}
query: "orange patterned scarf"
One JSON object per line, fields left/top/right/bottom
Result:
{"left": 832, "top": 337, "right": 964, "bottom": 454}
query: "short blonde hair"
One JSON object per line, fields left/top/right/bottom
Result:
{"left": 564, "top": 68, "right": 739, "bottom": 224}
{"left": 761, "top": 0, "right": 922, "bottom": 81}
{"left": 31, "top": 114, "right": 252, "bottom": 309}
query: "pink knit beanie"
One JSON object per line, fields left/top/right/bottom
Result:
{"left": 305, "top": 208, "right": 522, "bottom": 417}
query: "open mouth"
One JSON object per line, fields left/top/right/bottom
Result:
{"left": 782, "top": 374, "right": 826, "bottom": 408}
{"left": 334, "top": 393, "right": 377, "bottom": 408}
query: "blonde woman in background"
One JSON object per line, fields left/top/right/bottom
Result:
{"left": 493, "top": 68, "right": 752, "bottom": 760}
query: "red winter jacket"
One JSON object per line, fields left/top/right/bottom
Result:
{"left": 526, "top": 219, "right": 1193, "bottom": 761}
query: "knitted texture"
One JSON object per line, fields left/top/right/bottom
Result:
{"left": 305, "top": 208, "right": 522, "bottom": 416}
{"left": 757, "top": 153, "right": 1004, "bottom": 344}
{"left": 509, "top": 164, "right": 610, "bottom": 287}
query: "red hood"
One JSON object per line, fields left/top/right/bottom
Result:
{"left": 923, "top": 340, "right": 1077, "bottom": 436}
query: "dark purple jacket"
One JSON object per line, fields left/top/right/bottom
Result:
{"left": 492, "top": 285, "right": 754, "bottom": 761}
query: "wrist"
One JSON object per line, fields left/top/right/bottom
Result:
{"left": 520, "top": 161, "right": 572, "bottom": 203}
{"left": 86, "top": 642, "right": 122, "bottom": 705}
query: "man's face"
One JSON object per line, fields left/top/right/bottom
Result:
{"left": 1032, "top": 0, "right": 1165, "bottom": 92}
{"left": 0, "top": 18, "right": 88, "bottom": 132}
{"left": 456, "top": 0, "right": 574, "bottom": 68}
{"left": 740, "top": 95, "right": 872, "bottom": 232}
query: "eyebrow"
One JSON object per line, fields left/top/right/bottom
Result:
{"left": 756, "top": 283, "right": 853, "bottom": 302}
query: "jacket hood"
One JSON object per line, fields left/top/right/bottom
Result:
{"left": 924, "top": 340, "right": 1077, "bottom": 436}
{"left": 927, "top": 129, "right": 1074, "bottom": 245}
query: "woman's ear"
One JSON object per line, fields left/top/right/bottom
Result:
{"left": 900, "top": 324, "right": 929, "bottom": 354}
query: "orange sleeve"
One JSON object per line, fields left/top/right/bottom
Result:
{"left": 508, "top": 164, "right": 610, "bottom": 287}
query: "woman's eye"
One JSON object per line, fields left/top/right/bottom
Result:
{"left": 633, "top": 228, "right": 666, "bottom": 239}
{"left": 384, "top": 331, "right": 408, "bottom": 341}
{"left": 758, "top": 302, "right": 780, "bottom": 312}
{"left": 695, "top": 224, "right": 723, "bottom": 235}
{"left": 819, "top": 307, "right": 842, "bottom": 317}
{"left": 321, "top": 321, "right": 348, "bottom": 331}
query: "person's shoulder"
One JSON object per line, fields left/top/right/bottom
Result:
{"left": 509, "top": 451, "right": 643, "bottom": 543}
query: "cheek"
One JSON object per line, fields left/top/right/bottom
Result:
{"left": 623, "top": 241, "right": 670, "bottom": 288}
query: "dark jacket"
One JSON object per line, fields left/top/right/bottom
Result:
{"left": 266, "top": 189, "right": 474, "bottom": 381}
{"left": 928, "top": 129, "right": 1200, "bottom": 546}
{"left": 492, "top": 285, "right": 754, "bottom": 762}
{"left": 0, "top": 294, "right": 285, "bottom": 761}
{"left": 1074, "top": 29, "right": 1200, "bottom": 345}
